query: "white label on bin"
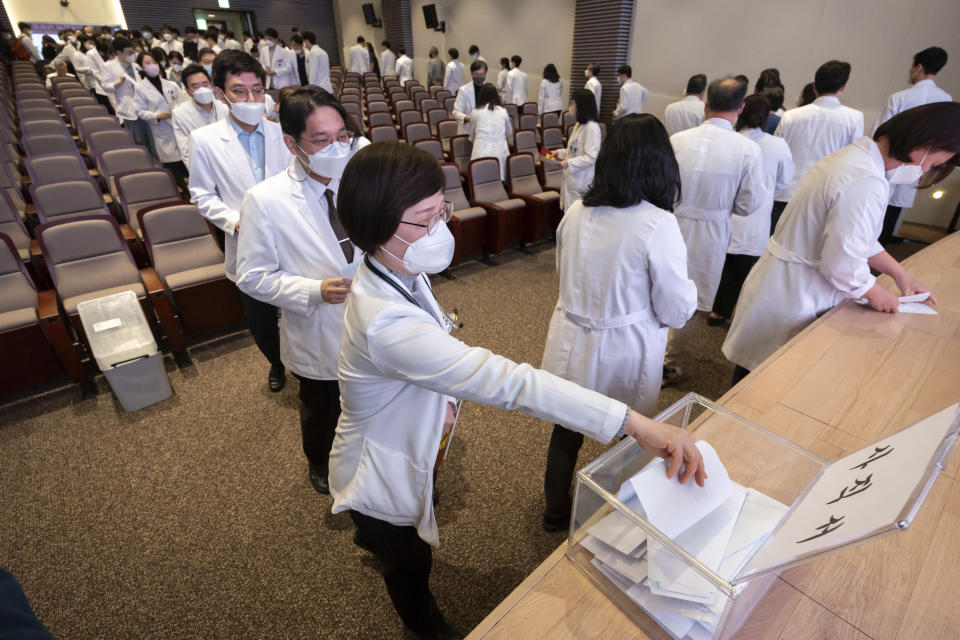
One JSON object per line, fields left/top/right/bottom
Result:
{"left": 92, "top": 318, "right": 122, "bottom": 332}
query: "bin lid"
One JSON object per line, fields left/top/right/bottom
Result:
{"left": 76, "top": 290, "right": 157, "bottom": 369}
{"left": 732, "top": 402, "right": 960, "bottom": 584}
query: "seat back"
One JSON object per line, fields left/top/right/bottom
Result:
{"left": 506, "top": 153, "right": 543, "bottom": 196}
{"left": 369, "top": 125, "right": 399, "bottom": 143}
{"left": 394, "top": 99, "right": 415, "bottom": 115}
{"left": 426, "top": 108, "right": 447, "bottom": 134}
{"left": 504, "top": 103, "right": 520, "bottom": 123}
{"left": 25, "top": 153, "right": 88, "bottom": 185}
{"left": 541, "top": 112, "right": 561, "bottom": 128}
{"left": 441, "top": 163, "right": 471, "bottom": 212}
{"left": 469, "top": 158, "right": 509, "bottom": 202}
{"left": 367, "top": 101, "right": 389, "bottom": 114}
{"left": 115, "top": 169, "right": 180, "bottom": 232}
{"left": 31, "top": 178, "right": 109, "bottom": 224}
{"left": 368, "top": 111, "right": 394, "bottom": 128}
{"left": 413, "top": 138, "right": 444, "bottom": 162}
{"left": 20, "top": 119, "right": 70, "bottom": 137}
{"left": 435, "top": 90, "right": 453, "bottom": 102}
{"left": 0, "top": 193, "right": 31, "bottom": 257}
{"left": 542, "top": 127, "right": 564, "bottom": 150}
{"left": 69, "top": 104, "right": 109, "bottom": 125}
{"left": 86, "top": 128, "right": 135, "bottom": 158}
{"left": 36, "top": 215, "right": 139, "bottom": 299}
{"left": 404, "top": 122, "right": 432, "bottom": 144}
{"left": 17, "top": 107, "right": 60, "bottom": 122}
{"left": 399, "top": 109, "right": 422, "bottom": 131}
{"left": 437, "top": 120, "right": 459, "bottom": 142}
{"left": 522, "top": 102, "right": 538, "bottom": 116}
{"left": 23, "top": 134, "right": 77, "bottom": 157}
{"left": 443, "top": 96, "right": 456, "bottom": 113}
{"left": 514, "top": 130, "right": 538, "bottom": 155}
{"left": 99, "top": 147, "right": 153, "bottom": 184}
{"left": 17, "top": 98, "right": 55, "bottom": 111}
{"left": 420, "top": 98, "right": 439, "bottom": 114}
{"left": 541, "top": 158, "right": 563, "bottom": 188}
{"left": 412, "top": 91, "right": 429, "bottom": 110}
{"left": 451, "top": 135, "right": 472, "bottom": 174}
{"left": 139, "top": 202, "right": 223, "bottom": 281}
{"left": 519, "top": 114, "right": 538, "bottom": 131}
{"left": 562, "top": 111, "right": 576, "bottom": 127}
{"left": 77, "top": 116, "right": 121, "bottom": 142}
{"left": 0, "top": 233, "right": 37, "bottom": 316}
{"left": 57, "top": 88, "right": 90, "bottom": 102}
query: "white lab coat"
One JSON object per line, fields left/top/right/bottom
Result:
{"left": 380, "top": 49, "right": 397, "bottom": 76}
{"left": 243, "top": 38, "right": 254, "bottom": 53}
{"left": 236, "top": 158, "right": 363, "bottom": 380}
{"left": 723, "top": 137, "right": 888, "bottom": 371}
{"left": 161, "top": 38, "right": 183, "bottom": 55}
{"left": 348, "top": 43, "right": 370, "bottom": 74}
{"left": 306, "top": 45, "right": 332, "bottom": 92}
{"left": 452, "top": 81, "right": 478, "bottom": 135}
{"left": 872, "top": 78, "right": 952, "bottom": 207}
{"left": 329, "top": 256, "right": 627, "bottom": 545}
{"left": 172, "top": 99, "right": 228, "bottom": 170}
{"left": 134, "top": 76, "right": 183, "bottom": 163}
{"left": 613, "top": 79, "right": 648, "bottom": 118}
{"left": 541, "top": 200, "right": 697, "bottom": 414}
{"left": 538, "top": 79, "right": 564, "bottom": 114}
{"left": 497, "top": 68, "right": 509, "bottom": 103}
{"left": 729, "top": 128, "right": 794, "bottom": 256}
{"left": 585, "top": 76, "right": 602, "bottom": 112}
{"left": 444, "top": 60, "right": 465, "bottom": 94}
{"left": 774, "top": 95, "right": 863, "bottom": 201}
{"left": 396, "top": 55, "right": 413, "bottom": 84}
{"left": 663, "top": 95, "right": 704, "bottom": 136}
{"left": 224, "top": 38, "right": 242, "bottom": 51}
{"left": 469, "top": 106, "right": 512, "bottom": 180}
{"left": 84, "top": 47, "right": 110, "bottom": 97}
{"left": 101, "top": 58, "right": 141, "bottom": 122}
{"left": 259, "top": 42, "right": 298, "bottom": 90}
{"left": 670, "top": 118, "right": 766, "bottom": 311}
{"left": 507, "top": 67, "right": 528, "bottom": 105}
{"left": 188, "top": 117, "right": 293, "bottom": 281}
{"left": 556, "top": 121, "right": 602, "bottom": 209}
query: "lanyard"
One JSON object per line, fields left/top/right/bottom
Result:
{"left": 364, "top": 255, "right": 444, "bottom": 325}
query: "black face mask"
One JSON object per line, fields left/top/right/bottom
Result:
{"left": 473, "top": 79, "right": 484, "bottom": 90}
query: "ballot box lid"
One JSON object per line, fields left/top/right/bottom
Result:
{"left": 76, "top": 290, "right": 157, "bottom": 371}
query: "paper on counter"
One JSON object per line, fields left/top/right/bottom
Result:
{"left": 856, "top": 291, "right": 938, "bottom": 315}
{"left": 619, "top": 441, "right": 732, "bottom": 539}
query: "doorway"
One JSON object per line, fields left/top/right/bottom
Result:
{"left": 193, "top": 8, "right": 253, "bottom": 42}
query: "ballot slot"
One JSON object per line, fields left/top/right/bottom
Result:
{"left": 568, "top": 393, "right": 960, "bottom": 640}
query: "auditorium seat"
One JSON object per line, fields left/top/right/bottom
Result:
{"left": 441, "top": 163, "right": 487, "bottom": 268}
{"left": 506, "top": 153, "right": 560, "bottom": 241}
{"left": 85, "top": 128, "right": 134, "bottom": 160}
{"left": 539, "top": 158, "right": 563, "bottom": 193}
{"left": 0, "top": 192, "right": 31, "bottom": 261}
{"left": 22, "top": 133, "right": 77, "bottom": 157}
{"left": 420, "top": 98, "right": 439, "bottom": 115}
{"left": 413, "top": 138, "right": 445, "bottom": 162}
{"left": 20, "top": 118, "right": 71, "bottom": 138}
{"left": 98, "top": 147, "right": 154, "bottom": 200}
{"left": 443, "top": 97, "right": 456, "bottom": 113}
{"left": 369, "top": 124, "right": 399, "bottom": 144}
{"left": 513, "top": 130, "right": 538, "bottom": 156}
{"left": 31, "top": 178, "right": 111, "bottom": 226}
{"left": 25, "top": 153, "right": 89, "bottom": 186}
{"left": 542, "top": 127, "right": 564, "bottom": 151}
{"left": 467, "top": 157, "right": 529, "bottom": 256}
{"left": 450, "top": 135, "right": 472, "bottom": 175}
{"left": 77, "top": 116, "right": 122, "bottom": 144}
{"left": 437, "top": 120, "right": 459, "bottom": 155}
{"left": 426, "top": 108, "right": 448, "bottom": 135}
{"left": 115, "top": 169, "right": 182, "bottom": 237}
{"left": 404, "top": 122, "right": 432, "bottom": 145}
{"left": 368, "top": 111, "right": 394, "bottom": 129}
{"left": 522, "top": 102, "right": 539, "bottom": 116}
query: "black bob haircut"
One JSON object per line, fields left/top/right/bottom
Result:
{"left": 735, "top": 95, "right": 771, "bottom": 131}
{"left": 279, "top": 85, "right": 360, "bottom": 141}
{"left": 686, "top": 73, "right": 707, "bottom": 95}
{"left": 874, "top": 102, "right": 960, "bottom": 189}
{"left": 468, "top": 45, "right": 479, "bottom": 54}
{"left": 301, "top": 31, "right": 316, "bottom": 45}
{"left": 337, "top": 142, "right": 445, "bottom": 255}
{"left": 571, "top": 88, "right": 598, "bottom": 124}
{"left": 617, "top": 65, "right": 632, "bottom": 78}
{"left": 814, "top": 60, "right": 851, "bottom": 95}
{"left": 181, "top": 63, "right": 209, "bottom": 87}
{"left": 448, "top": 48, "right": 459, "bottom": 59}
{"left": 707, "top": 77, "right": 747, "bottom": 112}
{"left": 212, "top": 50, "right": 265, "bottom": 90}
{"left": 759, "top": 86, "right": 784, "bottom": 111}
{"left": 582, "top": 114, "right": 681, "bottom": 212}
{"left": 913, "top": 46, "right": 948, "bottom": 75}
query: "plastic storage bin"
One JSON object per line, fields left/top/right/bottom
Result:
{"left": 76, "top": 290, "right": 172, "bottom": 411}
{"left": 567, "top": 393, "right": 959, "bottom": 640}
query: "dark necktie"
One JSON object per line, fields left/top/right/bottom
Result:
{"left": 324, "top": 188, "right": 354, "bottom": 263}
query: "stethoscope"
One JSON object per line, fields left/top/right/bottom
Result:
{"left": 364, "top": 255, "right": 463, "bottom": 330}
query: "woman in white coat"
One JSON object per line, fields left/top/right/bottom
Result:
{"left": 331, "top": 142, "right": 706, "bottom": 639}
{"left": 722, "top": 103, "right": 958, "bottom": 385}
{"left": 134, "top": 51, "right": 189, "bottom": 194}
{"left": 538, "top": 64, "right": 564, "bottom": 116}
{"left": 555, "top": 89, "right": 602, "bottom": 209}
{"left": 469, "top": 83, "right": 512, "bottom": 181}
{"left": 710, "top": 95, "right": 794, "bottom": 324}
{"left": 541, "top": 114, "right": 698, "bottom": 532}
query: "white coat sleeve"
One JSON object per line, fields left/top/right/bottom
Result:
{"left": 504, "top": 111, "right": 513, "bottom": 137}
{"left": 647, "top": 216, "right": 698, "bottom": 328}
{"left": 134, "top": 84, "right": 160, "bottom": 124}
{"left": 775, "top": 144, "right": 795, "bottom": 195}
{"left": 538, "top": 81, "right": 546, "bottom": 114}
{"left": 366, "top": 309, "right": 626, "bottom": 442}
{"left": 451, "top": 87, "right": 468, "bottom": 126}
{"left": 566, "top": 123, "right": 601, "bottom": 172}
{"left": 188, "top": 134, "right": 240, "bottom": 235}
{"left": 100, "top": 64, "right": 121, "bottom": 95}
{"left": 851, "top": 111, "right": 865, "bottom": 144}
{"left": 732, "top": 145, "right": 767, "bottom": 217}
{"left": 613, "top": 85, "right": 624, "bottom": 118}
{"left": 468, "top": 111, "right": 477, "bottom": 142}
{"left": 235, "top": 190, "right": 325, "bottom": 316}
{"left": 818, "top": 176, "right": 888, "bottom": 298}
{"left": 873, "top": 95, "right": 898, "bottom": 135}
{"left": 172, "top": 111, "right": 191, "bottom": 170}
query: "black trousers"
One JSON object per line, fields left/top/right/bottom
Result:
{"left": 879, "top": 205, "right": 903, "bottom": 245}
{"left": 543, "top": 424, "right": 584, "bottom": 527}
{"left": 92, "top": 91, "right": 115, "bottom": 115}
{"left": 349, "top": 510, "right": 446, "bottom": 634}
{"left": 293, "top": 375, "right": 340, "bottom": 468}
{"left": 711, "top": 253, "right": 760, "bottom": 320}
{"left": 163, "top": 160, "right": 190, "bottom": 199}
{"left": 237, "top": 289, "right": 282, "bottom": 369}
{"left": 731, "top": 365, "right": 750, "bottom": 387}
{"left": 770, "top": 201, "right": 788, "bottom": 236}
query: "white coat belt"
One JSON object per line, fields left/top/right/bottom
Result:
{"left": 673, "top": 207, "right": 730, "bottom": 222}
{"left": 767, "top": 237, "right": 821, "bottom": 267}
{"left": 562, "top": 304, "right": 653, "bottom": 330}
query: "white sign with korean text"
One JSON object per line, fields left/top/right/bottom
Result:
{"left": 741, "top": 403, "right": 960, "bottom": 577}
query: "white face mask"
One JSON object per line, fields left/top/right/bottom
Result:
{"left": 163, "top": 33, "right": 172, "bottom": 41}
{"left": 126, "top": 54, "right": 137, "bottom": 64}
{"left": 885, "top": 148, "right": 928, "bottom": 185}
{"left": 68, "top": 36, "right": 77, "bottom": 44}
{"left": 171, "top": 63, "right": 183, "bottom": 72}
{"left": 85, "top": 43, "right": 96, "bottom": 51}
{"left": 192, "top": 86, "right": 214, "bottom": 104}
{"left": 143, "top": 63, "right": 160, "bottom": 77}
{"left": 225, "top": 96, "right": 265, "bottom": 125}
{"left": 267, "top": 39, "right": 276, "bottom": 48}
{"left": 297, "top": 141, "right": 353, "bottom": 179}
{"left": 143, "top": 33, "right": 152, "bottom": 41}
{"left": 386, "top": 222, "right": 455, "bottom": 274}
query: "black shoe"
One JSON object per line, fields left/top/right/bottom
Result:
{"left": 268, "top": 364, "right": 285, "bottom": 392}
{"left": 661, "top": 366, "right": 684, "bottom": 388}
{"left": 706, "top": 314, "right": 726, "bottom": 326}
{"left": 432, "top": 485, "right": 440, "bottom": 507}
{"left": 541, "top": 515, "right": 569, "bottom": 533}
{"left": 308, "top": 464, "right": 329, "bottom": 495}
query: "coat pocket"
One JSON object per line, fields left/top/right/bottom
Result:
{"left": 350, "top": 437, "right": 429, "bottom": 522}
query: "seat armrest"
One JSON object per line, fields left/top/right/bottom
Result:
{"left": 37, "top": 288, "right": 89, "bottom": 383}
{"left": 470, "top": 199, "right": 506, "bottom": 215}
{"left": 139, "top": 267, "right": 166, "bottom": 296}
{"left": 36, "top": 289, "right": 60, "bottom": 321}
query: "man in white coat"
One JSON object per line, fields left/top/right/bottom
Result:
{"left": 396, "top": 48, "right": 413, "bottom": 84}
{"left": 237, "top": 87, "right": 369, "bottom": 495}
{"left": 584, "top": 63, "right": 602, "bottom": 113}
{"left": 665, "top": 77, "right": 766, "bottom": 380}
{"left": 663, "top": 73, "right": 706, "bottom": 136}
{"left": 172, "top": 64, "right": 228, "bottom": 169}
{"left": 348, "top": 36, "right": 370, "bottom": 74}
{"left": 101, "top": 37, "right": 154, "bottom": 157}
{"left": 506, "top": 55, "right": 528, "bottom": 105}
{"left": 258, "top": 28, "right": 298, "bottom": 90}
{"left": 772, "top": 60, "right": 863, "bottom": 232}
{"left": 380, "top": 40, "right": 397, "bottom": 77}
{"left": 443, "top": 48, "right": 464, "bottom": 94}
{"left": 189, "top": 50, "right": 293, "bottom": 392}
{"left": 451, "top": 61, "right": 486, "bottom": 135}
{"left": 612, "top": 64, "right": 648, "bottom": 118}
{"left": 302, "top": 31, "right": 332, "bottom": 93}
{"left": 160, "top": 27, "right": 183, "bottom": 55}
{"left": 873, "top": 46, "right": 951, "bottom": 243}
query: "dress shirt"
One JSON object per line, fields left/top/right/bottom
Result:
{"left": 231, "top": 117, "right": 265, "bottom": 182}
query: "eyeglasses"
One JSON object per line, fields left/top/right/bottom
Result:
{"left": 227, "top": 86, "right": 266, "bottom": 100}
{"left": 399, "top": 201, "right": 454, "bottom": 235}
{"left": 300, "top": 130, "right": 358, "bottom": 150}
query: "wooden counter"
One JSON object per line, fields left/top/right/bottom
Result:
{"left": 467, "top": 233, "right": 960, "bottom": 640}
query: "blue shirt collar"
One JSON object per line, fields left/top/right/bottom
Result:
{"left": 229, "top": 116, "right": 264, "bottom": 137}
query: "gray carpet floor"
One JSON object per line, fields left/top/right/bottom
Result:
{"left": 0, "top": 238, "right": 926, "bottom": 639}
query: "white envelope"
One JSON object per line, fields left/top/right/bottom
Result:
{"left": 582, "top": 534, "right": 649, "bottom": 584}
{"left": 855, "top": 291, "right": 938, "bottom": 315}
{"left": 587, "top": 509, "right": 647, "bottom": 557}
{"left": 717, "top": 488, "right": 789, "bottom": 580}
{"left": 591, "top": 557, "right": 635, "bottom": 593}
{"left": 625, "top": 581, "right": 697, "bottom": 638}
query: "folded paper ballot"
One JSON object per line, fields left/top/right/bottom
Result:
{"left": 855, "top": 291, "right": 938, "bottom": 315}
{"left": 586, "top": 442, "right": 788, "bottom": 640}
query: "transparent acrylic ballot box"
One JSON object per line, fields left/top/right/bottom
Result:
{"left": 567, "top": 393, "right": 960, "bottom": 640}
